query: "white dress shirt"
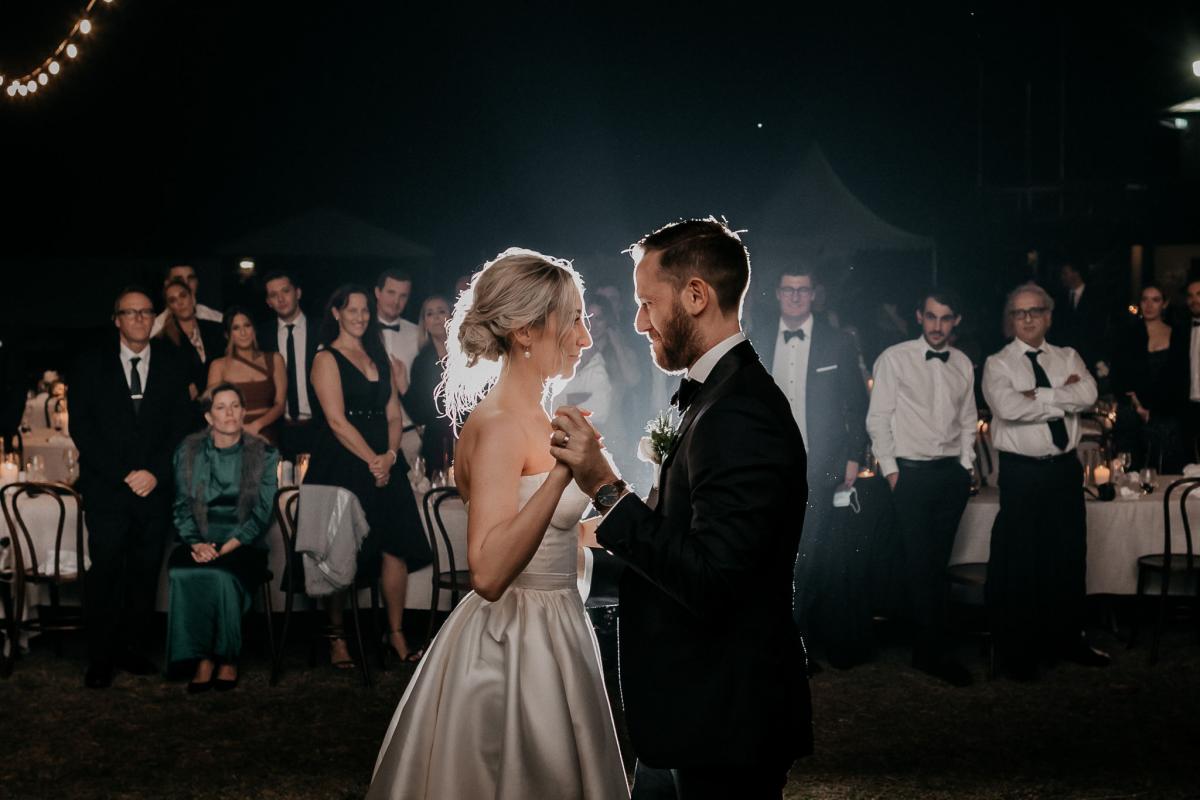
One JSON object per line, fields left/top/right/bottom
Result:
{"left": 119, "top": 340, "right": 151, "bottom": 398}
{"left": 687, "top": 331, "right": 747, "bottom": 383}
{"left": 982, "top": 338, "right": 1097, "bottom": 457}
{"left": 277, "top": 312, "right": 313, "bottom": 419}
{"left": 150, "top": 303, "right": 222, "bottom": 337}
{"left": 867, "top": 337, "right": 977, "bottom": 476}
{"left": 1070, "top": 284, "right": 1085, "bottom": 310}
{"left": 770, "top": 316, "right": 813, "bottom": 443}
{"left": 378, "top": 316, "right": 421, "bottom": 375}
{"left": 1189, "top": 318, "right": 1200, "bottom": 402}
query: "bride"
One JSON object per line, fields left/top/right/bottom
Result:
{"left": 366, "top": 249, "right": 629, "bottom": 799}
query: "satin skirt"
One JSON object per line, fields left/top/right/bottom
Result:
{"left": 367, "top": 575, "right": 629, "bottom": 799}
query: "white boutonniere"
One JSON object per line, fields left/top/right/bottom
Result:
{"left": 637, "top": 409, "right": 680, "bottom": 466}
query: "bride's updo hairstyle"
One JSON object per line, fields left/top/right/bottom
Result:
{"left": 441, "top": 247, "right": 586, "bottom": 427}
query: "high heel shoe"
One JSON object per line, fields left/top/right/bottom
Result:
{"left": 386, "top": 629, "right": 424, "bottom": 664}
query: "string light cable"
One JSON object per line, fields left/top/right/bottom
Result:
{"left": 3, "top": 0, "right": 118, "bottom": 99}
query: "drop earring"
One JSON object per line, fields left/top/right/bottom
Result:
{"left": 523, "top": 348, "right": 531, "bottom": 359}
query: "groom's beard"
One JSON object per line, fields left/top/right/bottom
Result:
{"left": 653, "top": 301, "right": 704, "bottom": 372}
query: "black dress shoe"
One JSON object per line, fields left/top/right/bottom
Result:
{"left": 914, "top": 656, "right": 974, "bottom": 687}
{"left": 187, "top": 679, "right": 213, "bottom": 694}
{"left": 1060, "top": 641, "right": 1111, "bottom": 667}
{"left": 213, "top": 675, "right": 239, "bottom": 692}
{"left": 84, "top": 662, "right": 113, "bottom": 689}
{"left": 116, "top": 652, "right": 158, "bottom": 676}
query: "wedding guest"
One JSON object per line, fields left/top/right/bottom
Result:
{"left": 1050, "top": 259, "right": 1109, "bottom": 376}
{"left": 205, "top": 307, "right": 286, "bottom": 446}
{"left": 306, "top": 285, "right": 433, "bottom": 667}
{"left": 1185, "top": 279, "right": 1200, "bottom": 464}
{"left": 406, "top": 295, "right": 455, "bottom": 476}
{"left": 374, "top": 269, "right": 420, "bottom": 393}
{"left": 755, "top": 266, "right": 868, "bottom": 651}
{"left": 157, "top": 277, "right": 225, "bottom": 400}
{"left": 72, "top": 287, "right": 192, "bottom": 688}
{"left": 151, "top": 264, "right": 223, "bottom": 337}
{"left": 166, "top": 383, "right": 278, "bottom": 693}
{"left": 867, "top": 289, "right": 977, "bottom": 686}
{"left": 1111, "top": 284, "right": 1188, "bottom": 473}
{"left": 982, "top": 282, "right": 1108, "bottom": 681}
{"left": 256, "top": 269, "right": 322, "bottom": 460}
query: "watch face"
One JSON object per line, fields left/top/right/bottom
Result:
{"left": 596, "top": 484, "right": 619, "bottom": 507}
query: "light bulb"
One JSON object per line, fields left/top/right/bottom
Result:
{"left": 79, "top": 19, "right": 92, "bottom": 34}
{"left": 17, "top": 84, "right": 27, "bottom": 96}
{"left": 5, "top": 84, "right": 15, "bottom": 97}
{"left": 49, "top": 61, "right": 60, "bottom": 75}
{"left": 66, "top": 44, "right": 78, "bottom": 58}
{"left": 27, "top": 81, "right": 37, "bottom": 93}
{"left": 37, "top": 74, "right": 48, "bottom": 86}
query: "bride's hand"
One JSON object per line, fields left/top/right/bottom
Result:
{"left": 550, "top": 460, "right": 572, "bottom": 484}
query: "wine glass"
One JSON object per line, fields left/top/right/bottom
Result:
{"left": 1139, "top": 467, "right": 1157, "bottom": 494}
{"left": 63, "top": 448, "right": 79, "bottom": 484}
{"left": 1118, "top": 452, "right": 1132, "bottom": 472}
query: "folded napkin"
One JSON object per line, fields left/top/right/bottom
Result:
{"left": 1183, "top": 464, "right": 1200, "bottom": 478}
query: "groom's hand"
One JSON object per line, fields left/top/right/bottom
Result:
{"left": 550, "top": 405, "right": 618, "bottom": 497}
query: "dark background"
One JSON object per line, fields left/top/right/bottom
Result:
{"left": 2, "top": 1, "right": 1198, "bottom": 370}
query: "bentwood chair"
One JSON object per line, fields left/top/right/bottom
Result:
{"left": 270, "top": 486, "right": 374, "bottom": 687}
{"left": 1129, "top": 476, "right": 1200, "bottom": 665}
{"left": 0, "top": 482, "right": 85, "bottom": 677}
{"left": 423, "top": 487, "right": 471, "bottom": 646}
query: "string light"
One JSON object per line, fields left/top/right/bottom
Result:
{"left": 3, "top": 0, "right": 118, "bottom": 101}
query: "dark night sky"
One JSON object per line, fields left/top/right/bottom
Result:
{"left": 2, "top": 2, "right": 1198, "bottom": 312}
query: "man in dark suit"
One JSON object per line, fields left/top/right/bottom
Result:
{"left": 71, "top": 287, "right": 192, "bottom": 688}
{"left": 1050, "top": 260, "right": 1108, "bottom": 376}
{"left": 755, "top": 267, "right": 868, "bottom": 647}
{"left": 551, "top": 218, "right": 811, "bottom": 800}
{"left": 257, "top": 269, "right": 322, "bottom": 459}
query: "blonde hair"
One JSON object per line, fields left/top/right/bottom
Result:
{"left": 441, "top": 247, "right": 585, "bottom": 427}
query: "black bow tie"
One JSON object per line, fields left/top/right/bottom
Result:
{"left": 671, "top": 377, "right": 702, "bottom": 411}
{"left": 925, "top": 349, "right": 949, "bottom": 363}
{"left": 783, "top": 328, "right": 806, "bottom": 343}
{"left": 380, "top": 323, "right": 401, "bottom": 332}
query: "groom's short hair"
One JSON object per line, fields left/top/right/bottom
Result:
{"left": 632, "top": 217, "right": 750, "bottom": 316}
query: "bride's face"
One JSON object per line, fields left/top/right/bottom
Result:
{"left": 531, "top": 291, "right": 591, "bottom": 380}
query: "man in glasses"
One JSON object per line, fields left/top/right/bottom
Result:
{"left": 867, "top": 289, "right": 977, "bottom": 686}
{"left": 71, "top": 287, "right": 192, "bottom": 688}
{"left": 757, "top": 267, "right": 868, "bottom": 665}
{"left": 982, "top": 282, "right": 1107, "bottom": 681}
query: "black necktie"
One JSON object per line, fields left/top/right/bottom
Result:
{"left": 925, "top": 350, "right": 949, "bottom": 363}
{"left": 285, "top": 324, "right": 300, "bottom": 419}
{"left": 783, "top": 328, "right": 806, "bottom": 343}
{"left": 671, "top": 377, "right": 702, "bottom": 411}
{"left": 380, "top": 322, "right": 401, "bottom": 332}
{"left": 128, "top": 356, "right": 143, "bottom": 414}
{"left": 1025, "top": 350, "right": 1069, "bottom": 450}
{"left": 1192, "top": 318, "right": 1200, "bottom": 328}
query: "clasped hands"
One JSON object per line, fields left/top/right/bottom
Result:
{"left": 124, "top": 470, "right": 157, "bottom": 498}
{"left": 549, "top": 406, "right": 619, "bottom": 497}
{"left": 369, "top": 450, "right": 398, "bottom": 487}
{"left": 190, "top": 539, "right": 240, "bottom": 563}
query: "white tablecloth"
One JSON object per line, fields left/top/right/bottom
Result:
{"left": 20, "top": 432, "right": 77, "bottom": 484}
{"left": 952, "top": 476, "right": 1200, "bottom": 595}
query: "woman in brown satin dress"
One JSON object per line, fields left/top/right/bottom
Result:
{"left": 205, "top": 307, "right": 286, "bottom": 445}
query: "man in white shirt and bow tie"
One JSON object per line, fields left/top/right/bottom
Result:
{"left": 867, "top": 288, "right": 977, "bottom": 686}
{"left": 375, "top": 269, "right": 422, "bottom": 464}
{"left": 982, "top": 282, "right": 1108, "bottom": 681}
{"left": 1185, "top": 279, "right": 1200, "bottom": 463}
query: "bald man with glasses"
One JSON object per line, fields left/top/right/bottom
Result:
{"left": 982, "top": 282, "right": 1108, "bottom": 681}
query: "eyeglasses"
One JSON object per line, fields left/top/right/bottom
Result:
{"left": 1008, "top": 307, "right": 1049, "bottom": 321}
{"left": 116, "top": 309, "right": 156, "bottom": 320}
{"left": 777, "top": 287, "right": 814, "bottom": 299}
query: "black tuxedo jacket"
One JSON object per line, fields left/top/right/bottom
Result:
{"left": 756, "top": 316, "right": 868, "bottom": 489}
{"left": 257, "top": 315, "right": 321, "bottom": 417}
{"left": 71, "top": 337, "right": 193, "bottom": 513}
{"left": 596, "top": 340, "right": 812, "bottom": 769}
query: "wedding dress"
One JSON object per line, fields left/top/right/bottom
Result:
{"left": 367, "top": 473, "right": 629, "bottom": 799}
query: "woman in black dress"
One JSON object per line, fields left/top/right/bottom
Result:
{"left": 307, "top": 285, "right": 433, "bottom": 666}
{"left": 1112, "top": 283, "right": 1189, "bottom": 472}
{"left": 407, "top": 295, "right": 455, "bottom": 477}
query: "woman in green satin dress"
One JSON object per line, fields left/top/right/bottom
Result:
{"left": 166, "top": 382, "right": 278, "bottom": 692}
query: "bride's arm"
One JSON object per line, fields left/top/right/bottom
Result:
{"left": 466, "top": 418, "right": 572, "bottom": 602}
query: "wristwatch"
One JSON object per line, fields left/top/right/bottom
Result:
{"left": 592, "top": 480, "right": 628, "bottom": 514}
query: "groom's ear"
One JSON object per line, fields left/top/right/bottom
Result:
{"left": 681, "top": 277, "right": 712, "bottom": 316}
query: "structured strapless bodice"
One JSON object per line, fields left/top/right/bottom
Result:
{"left": 509, "top": 472, "right": 590, "bottom": 589}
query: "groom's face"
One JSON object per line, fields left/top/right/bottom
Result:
{"left": 634, "top": 251, "right": 703, "bottom": 373}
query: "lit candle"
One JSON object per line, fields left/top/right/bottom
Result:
{"left": 0, "top": 461, "right": 16, "bottom": 485}
{"left": 1094, "top": 465, "right": 1111, "bottom": 485}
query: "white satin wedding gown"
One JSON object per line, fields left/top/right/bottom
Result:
{"left": 366, "top": 473, "right": 629, "bottom": 799}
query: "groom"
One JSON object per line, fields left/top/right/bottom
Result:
{"left": 551, "top": 218, "right": 812, "bottom": 799}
